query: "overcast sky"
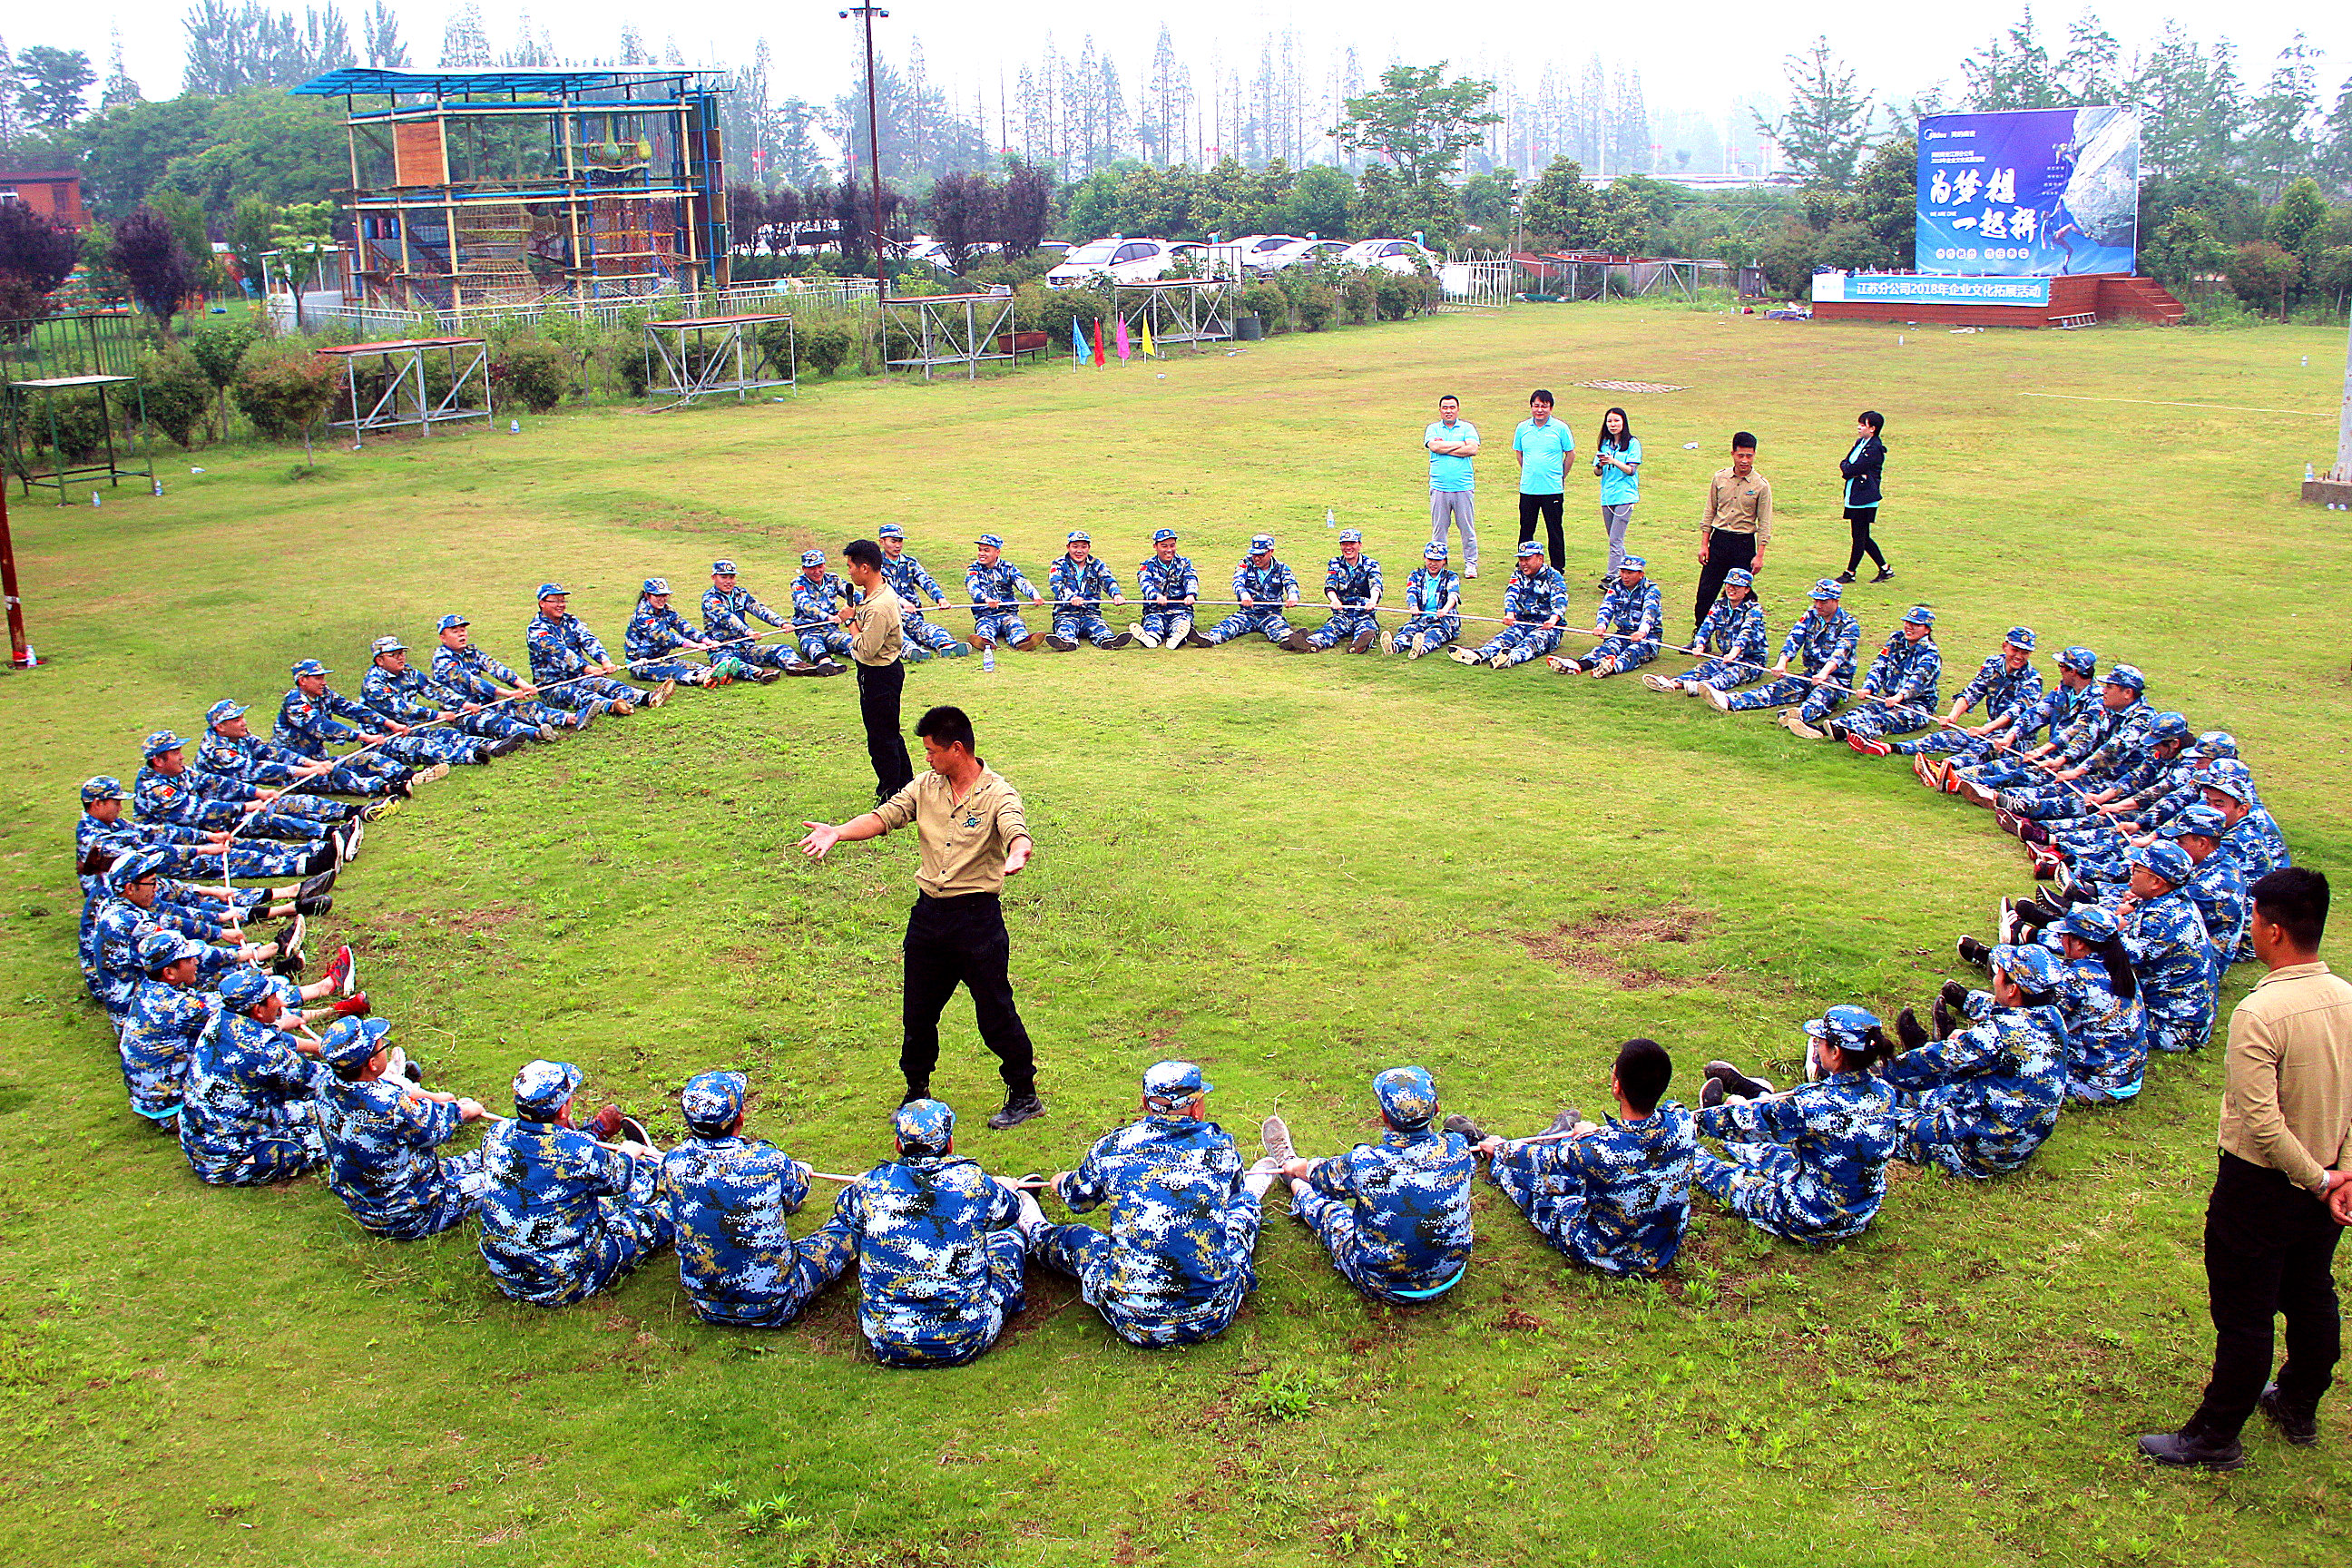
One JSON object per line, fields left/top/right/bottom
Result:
{"left": 25, "top": 3, "right": 2347, "bottom": 134}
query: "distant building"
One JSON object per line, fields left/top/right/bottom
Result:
{"left": 0, "top": 171, "right": 91, "bottom": 230}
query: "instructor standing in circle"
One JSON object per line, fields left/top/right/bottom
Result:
{"left": 798, "top": 705, "right": 1044, "bottom": 1131}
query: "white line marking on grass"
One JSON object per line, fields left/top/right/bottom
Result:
{"left": 2023, "top": 393, "right": 2327, "bottom": 417}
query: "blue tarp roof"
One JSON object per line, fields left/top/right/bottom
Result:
{"left": 292, "top": 67, "right": 725, "bottom": 98}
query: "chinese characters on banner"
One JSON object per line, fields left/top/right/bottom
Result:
{"left": 1916, "top": 108, "right": 2139, "bottom": 277}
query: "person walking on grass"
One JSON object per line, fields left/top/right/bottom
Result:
{"left": 1838, "top": 410, "right": 1892, "bottom": 584}
{"left": 1513, "top": 389, "right": 1575, "bottom": 573}
{"left": 797, "top": 705, "right": 1044, "bottom": 1131}
{"left": 1690, "top": 433, "right": 1772, "bottom": 635}
{"left": 1592, "top": 407, "right": 1642, "bottom": 583}
{"left": 840, "top": 540, "right": 915, "bottom": 804}
{"left": 2139, "top": 868, "right": 2352, "bottom": 1471}
{"left": 1425, "top": 395, "right": 1481, "bottom": 578}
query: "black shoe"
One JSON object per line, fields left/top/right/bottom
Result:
{"left": 2014, "top": 898, "right": 2057, "bottom": 931}
{"left": 1044, "top": 636, "right": 1077, "bottom": 652}
{"left": 2259, "top": 1384, "right": 2319, "bottom": 1446}
{"left": 1938, "top": 980, "right": 1971, "bottom": 1012}
{"left": 1283, "top": 630, "right": 1315, "bottom": 652}
{"left": 1183, "top": 629, "right": 1215, "bottom": 648}
{"left": 1106, "top": 632, "right": 1135, "bottom": 650}
{"left": 1871, "top": 568, "right": 1895, "bottom": 583}
{"left": 1700, "top": 1077, "right": 1725, "bottom": 1108}
{"left": 1896, "top": 1006, "right": 1930, "bottom": 1052}
{"left": 1835, "top": 571, "right": 1857, "bottom": 584}
{"left": 1442, "top": 1112, "right": 1488, "bottom": 1143}
{"left": 1713, "top": 1066, "right": 1774, "bottom": 1100}
{"left": 987, "top": 1092, "right": 1046, "bottom": 1131}
{"left": 1821, "top": 721, "right": 1847, "bottom": 742}
{"left": 298, "top": 867, "right": 338, "bottom": 903}
{"left": 2136, "top": 1428, "right": 2246, "bottom": 1470}
{"left": 1956, "top": 936, "right": 1992, "bottom": 967}
{"left": 1932, "top": 997, "right": 1957, "bottom": 1040}
{"left": 303, "top": 843, "right": 338, "bottom": 877}
{"left": 485, "top": 734, "right": 527, "bottom": 759}
{"left": 294, "top": 893, "right": 333, "bottom": 917}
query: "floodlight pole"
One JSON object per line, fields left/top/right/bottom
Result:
{"left": 842, "top": 5, "right": 890, "bottom": 315}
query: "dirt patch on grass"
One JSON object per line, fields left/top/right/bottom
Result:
{"left": 1512, "top": 904, "right": 1721, "bottom": 989}
{"left": 444, "top": 902, "right": 524, "bottom": 936}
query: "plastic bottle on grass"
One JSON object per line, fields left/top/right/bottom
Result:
{"left": 1325, "top": 505, "right": 1337, "bottom": 530}
{"left": 981, "top": 641, "right": 995, "bottom": 672}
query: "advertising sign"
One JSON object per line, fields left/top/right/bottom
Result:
{"left": 1916, "top": 108, "right": 2138, "bottom": 277}
{"left": 1812, "top": 273, "right": 2052, "bottom": 307}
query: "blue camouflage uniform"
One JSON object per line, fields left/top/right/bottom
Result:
{"left": 116, "top": 932, "right": 218, "bottom": 1125}
{"left": 1722, "top": 584, "right": 1860, "bottom": 721}
{"left": 1290, "top": 1067, "right": 1475, "bottom": 1301}
{"left": 524, "top": 590, "right": 646, "bottom": 711}
{"left": 1955, "top": 650, "right": 2101, "bottom": 789}
{"left": 965, "top": 538, "right": 1042, "bottom": 647}
{"left": 1694, "top": 1014, "right": 1904, "bottom": 1246}
{"left": 820, "top": 1099, "right": 1028, "bottom": 1366}
{"left": 1034, "top": 1063, "right": 1260, "bottom": 1348}
{"left": 178, "top": 970, "right": 328, "bottom": 1185}
{"left": 1200, "top": 540, "right": 1303, "bottom": 646}
{"left": 80, "top": 789, "right": 307, "bottom": 889}
{"left": 357, "top": 645, "right": 490, "bottom": 764}
{"left": 2206, "top": 765, "right": 2290, "bottom": 893}
{"left": 655, "top": 1072, "right": 852, "bottom": 1329}
{"left": 1047, "top": 544, "right": 1130, "bottom": 647}
{"left": 2047, "top": 907, "right": 2148, "bottom": 1102}
{"left": 877, "top": 532, "right": 970, "bottom": 657}
{"left": 475, "top": 1060, "right": 673, "bottom": 1307}
{"left": 2028, "top": 712, "right": 2190, "bottom": 835}
{"left": 1388, "top": 554, "right": 1462, "bottom": 653}
{"left": 1999, "top": 670, "right": 2154, "bottom": 816}
{"left": 1491, "top": 1101, "right": 1696, "bottom": 1275}
{"left": 1893, "top": 631, "right": 2042, "bottom": 757}
{"left": 316, "top": 1017, "right": 493, "bottom": 1239}
{"left": 136, "top": 736, "right": 338, "bottom": 845}
{"left": 2043, "top": 724, "right": 2203, "bottom": 864}
{"left": 1835, "top": 610, "right": 1942, "bottom": 740}
{"left": 278, "top": 659, "right": 466, "bottom": 771}
{"left": 701, "top": 562, "right": 800, "bottom": 671}
{"left": 1465, "top": 549, "right": 1570, "bottom": 666}
{"left": 431, "top": 620, "right": 582, "bottom": 730}
{"left": 1583, "top": 564, "right": 1662, "bottom": 672}
{"left": 623, "top": 586, "right": 725, "bottom": 683}
{"left": 1661, "top": 573, "right": 1766, "bottom": 691}
{"left": 201, "top": 701, "right": 405, "bottom": 796}
{"left": 1135, "top": 534, "right": 1202, "bottom": 643}
{"left": 1886, "top": 949, "right": 2067, "bottom": 1179}
{"left": 789, "top": 558, "right": 860, "bottom": 661}
{"left": 2122, "top": 842, "right": 2217, "bottom": 1053}
{"left": 2173, "top": 823, "right": 2249, "bottom": 995}
{"left": 89, "top": 853, "right": 242, "bottom": 1019}
{"left": 1304, "top": 535, "right": 1383, "bottom": 651}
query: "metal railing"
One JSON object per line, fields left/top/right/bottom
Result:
{"left": 299, "top": 276, "right": 880, "bottom": 338}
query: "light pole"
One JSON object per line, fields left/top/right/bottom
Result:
{"left": 840, "top": 5, "right": 889, "bottom": 311}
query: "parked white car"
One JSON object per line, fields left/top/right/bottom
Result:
{"left": 1046, "top": 237, "right": 1181, "bottom": 286}
{"left": 1255, "top": 238, "right": 1351, "bottom": 271}
{"left": 1341, "top": 239, "right": 1437, "bottom": 275}
{"left": 1229, "top": 233, "right": 1303, "bottom": 270}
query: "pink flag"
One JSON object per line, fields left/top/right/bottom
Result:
{"left": 1114, "top": 315, "right": 1132, "bottom": 361}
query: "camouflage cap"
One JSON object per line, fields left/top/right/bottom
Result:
{"left": 1250, "top": 534, "right": 1277, "bottom": 554}
{"left": 1338, "top": 528, "right": 1363, "bottom": 544}
{"left": 2057, "top": 645, "right": 2098, "bottom": 674}
{"left": 1810, "top": 578, "right": 1844, "bottom": 601}
{"left": 642, "top": 577, "right": 671, "bottom": 595}
{"left": 1620, "top": 555, "right": 1647, "bottom": 573}
{"left": 1422, "top": 541, "right": 1449, "bottom": 560}
{"left": 2190, "top": 730, "right": 2239, "bottom": 760}
{"left": 2102, "top": 663, "right": 2146, "bottom": 693}
{"left": 1803, "top": 1004, "right": 1881, "bottom": 1047}
{"left": 1514, "top": 540, "right": 1546, "bottom": 559}
{"left": 1903, "top": 604, "right": 1935, "bottom": 625}
{"left": 436, "top": 613, "right": 470, "bottom": 632}
{"left": 1372, "top": 1065, "right": 1440, "bottom": 1129}
{"left": 877, "top": 524, "right": 906, "bottom": 539}
{"left": 2004, "top": 625, "right": 2036, "bottom": 651}
{"left": 535, "top": 583, "right": 569, "bottom": 599}
{"left": 80, "top": 775, "right": 129, "bottom": 803}
{"left": 893, "top": 1096, "right": 955, "bottom": 1152}
{"left": 512, "top": 1058, "right": 584, "bottom": 1116}
{"left": 680, "top": 1069, "right": 748, "bottom": 1135}
{"left": 1142, "top": 1059, "right": 1212, "bottom": 1108}
{"left": 136, "top": 928, "right": 198, "bottom": 972}
{"left": 975, "top": 533, "right": 1005, "bottom": 549}
{"left": 1153, "top": 527, "right": 1180, "bottom": 544}
{"left": 2053, "top": 905, "right": 2122, "bottom": 944}
{"left": 1066, "top": 529, "right": 1093, "bottom": 544}
{"left": 109, "top": 848, "right": 169, "bottom": 887}
{"left": 204, "top": 699, "right": 249, "bottom": 727}
{"left": 320, "top": 1014, "right": 392, "bottom": 1070}
{"left": 2146, "top": 710, "right": 2191, "bottom": 743}
{"left": 1721, "top": 567, "right": 1753, "bottom": 588}
{"left": 2200, "top": 768, "right": 2253, "bottom": 804}
{"left": 1991, "top": 943, "right": 2062, "bottom": 992}
{"left": 2129, "top": 839, "right": 2193, "bottom": 885}
{"left": 711, "top": 560, "right": 739, "bottom": 574}
{"left": 219, "top": 968, "right": 276, "bottom": 1009}
{"left": 369, "top": 635, "right": 406, "bottom": 657}
{"left": 290, "top": 658, "right": 332, "bottom": 678}
{"left": 142, "top": 730, "right": 188, "bottom": 760}
{"left": 2165, "top": 803, "right": 2229, "bottom": 840}
{"left": 799, "top": 550, "right": 826, "bottom": 568}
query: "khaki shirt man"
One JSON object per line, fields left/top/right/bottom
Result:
{"left": 850, "top": 581, "right": 906, "bottom": 667}
{"left": 1697, "top": 463, "right": 1774, "bottom": 562}
{"left": 2218, "top": 960, "right": 2352, "bottom": 1195}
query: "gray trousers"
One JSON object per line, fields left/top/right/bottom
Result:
{"left": 1429, "top": 490, "right": 1477, "bottom": 567}
{"left": 1601, "top": 504, "right": 1634, "bottom": 573}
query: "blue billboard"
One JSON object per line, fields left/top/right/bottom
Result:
{"left": 1916, "top": 108, "right": 2139, "bottom": 277}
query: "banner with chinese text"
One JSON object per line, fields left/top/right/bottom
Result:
{"left": 1916, "top": 108, "right": 2138, "bottom": 277}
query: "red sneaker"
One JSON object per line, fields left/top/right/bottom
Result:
{"left": 330, "top": 991, "right": 371, "bottom": 1016}
{"left": 323, "top": 944, "right": 357, "bottom": 997}
{"left": 1847, "top": 733, "right": 1893, "bottom": 757}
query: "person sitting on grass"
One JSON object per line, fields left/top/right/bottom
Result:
{"left": 1196, "top": 534, "right": 1309, "bottom": 652}
{"left": 789, "top": 550, "right": 861, "bottom": 670}
{"left": 316, "top": 1015, "right": 493, "bottom": 1240}
{"left": 1691, "top": 1006, "right": 1904, "bottom": 1246}
{"left": 120, "top": 928, "right": 366, "bottom": 1133}
{"left": 432, "top": 612, "right": 601, "bottom": 731}
{"left": 1880, "top": 625, "right": 2043, "bottom": 766}
{"left": 177, "top": 967, "right": 331, "bottom": 1186}
{"left": 1302, "top": 529, "right": 1384, "bottom": 653}
{"left": 1821, "top": 605, "right": 1941, "bottom": 747}
{"left": 525, "top": 583, "right": 653, "bottom": 717}
{"left": 1132, "top": 527, "right": 1201, "bottom": 649}
{"left": 655, "top": 1070, "right": 853, "bottom": 1330}
{"left": 1454, "top": 1038, "right": 1696, "bottom": 1277}
{"left": 965, "top": 534, "right": 1047, "bottom": 652}
{"left": 1936, "top": 643, "right": 2101, "bottom": 798}
{"left": 475, "top": 1059, "right": 672, "bottom": 1308}
{"left": 1029, "top": 1061, "right": 1278, "bottom": 1348}
{"left": 201, "top": 694, "right": 411, "bottom": 800}
{"left": 876, "top": 525, "right": 974, "bottom": 660}
{"left": 1644, "top": 567, "right": 1765, "bottom": 696}
{"left": 1259, "top": 1065, "right": 1475, "bottom": 1304}
{"left": 136, "top": 730, "right": 358, "bottom": 850}
{"left": 703, "top": 560, "right": 821, "bottom": 677}
{"left": 1885, "top": 944, "right": 2067, "bottom": 1180}
{"left": 1452, "top": 541, "right": 1568, "bottom": 669}
{"left": 1709, "top": 579, "right": 1859, "bottom": 737}
{"left": 1044, "top": 530, "right": 1134, "bottom": 651}
{"left": 1550, "top": 556, "right": 1661, "bottom": 678}
{"left": 2048, "top": 906, "right": 2148, "bottom": 1104}
{"left": 1388, "top": 542, "right": 1462, "bottom": 658}
{"left": 363, "top": 635, "right": 545, "bottom": 756}
{"left": 87, "top": 849, "right": 319, "bottom": 1023}
{"left": 280, "top": 654, "right": 482, "bottom": 772}
{"left": 626, "top": 579, "right": 761, "bottom": 686}
{"left": 820, "top": 1097, "right": 1031, "bottom": 1366}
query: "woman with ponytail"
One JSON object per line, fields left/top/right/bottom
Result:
{"left": 1886, "top": 944, "right": 2068, "bottom": 1178}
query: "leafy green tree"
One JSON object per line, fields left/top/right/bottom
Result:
{"left": 1520, "top": 156, "right": 1602, "bottom": 250}
{"left": 269, "top": 199, "right": 337, "bottom": 330}
{"left": 1273, "top": 165, "right": 1352, "bottom": 240}
{"left": 1754, "top": 37, "right": 1872, "bottom": 187}
{"left": 2140, "top": 205, "right": 2230, "bottom": 290}
{"left": 187, "top": 313, "right": 259, "bottom": 438}
{"left": 1459, "top": 173, "right": 1509, "bottom": 231}
{"left": 2245, "top": 34, "right": 2320, "bottom": 197}
{"left": 1852, "top": 135, "right": 1917, "bottom": 268}
{"left": 1329, "top": 63, "right": 1498, "bottom": 191}
{"left": 14, "top": 45, "right": 95, "bottom": 131}
{"left": 155, "top": 93, "right": 348, "bottom": 213}
{"left": 1960, "top": 9, "right": 2056, "bottom": 109}
{"left": 2130, "top": 24, "right": 2242, "bottom": 179}
{"left": 148, "top": 191, "right": 220, "bottom": 289}
{"left": 2265, "top": 177, "right": 2328, "bottom": 255}
{"left": 227, "top": 195, "right": 278, "bottom": 296}
{"left": 2224, "top": 239, "right": 2300, "bottom": 318}
{"left": 76, "top": 94, "right": 220, "bottom": 216}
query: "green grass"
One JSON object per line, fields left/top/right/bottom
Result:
{"left": 3, "top": 303, "right": 2349, "bottom": 1567}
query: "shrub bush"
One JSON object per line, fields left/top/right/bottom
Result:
{"left": 1294, "top": 286, "right": 1338, "bottom": 332}
{"left": 1240, "top": 279, "right": 1287, "bottom": 331}
{"left": 1341, "top": 271, "right": 1377, "bottom": 324}
{"left": 141, "top": 347, "right": 213, "bottom": 447}
{"left": 233, "top": 348, "right": 339, "bottom": 442}
{"left": 494, "top": 336, "right": 576, "bottom": 413}
{"left": 797, "top": 321, "right": 854, "bottom": 376}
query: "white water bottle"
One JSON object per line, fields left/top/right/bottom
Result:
{"left": 981, "top": 641, "right": 995, "bottom": 671}
{"left": 1325, "top": 505, "right": 1337, "bottom": 529}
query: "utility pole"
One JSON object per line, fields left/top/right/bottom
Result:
{"left": 841, "top": 5, "right": 890, "bottom": 314}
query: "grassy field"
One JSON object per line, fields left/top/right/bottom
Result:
{"left": 3, "top": 301, "right": 2349, "bottom": 1568}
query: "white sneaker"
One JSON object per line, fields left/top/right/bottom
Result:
{"left": 1703, "top": 685, "right": 1732, "bottom": 712}
{"left": 1464, "top": 565, "right": 1478, "bottom": 578}
{"left": 1448, "top": 647, "right": 1483, "bottom": 666}
{"left": 1411, "top": 632, "right": 1430, "bottom": 659}
{"left": 1242, "top": 1157, "right": 1280, "bottom": 1200}
{"left": 1642, "top": 672, "right": 1678, "bottom": 692}
{"left": 1167, "top": 618, "right": 1191, "bottom": 647}
{"left": 1545, "top": 655, "right": 1576, "bottom": 674}
{"left": 1681, "top": 680, "right": 1701, "bottom": 696}
{"left": 1133, "top": 629, "right": 1161, "bottom": 649}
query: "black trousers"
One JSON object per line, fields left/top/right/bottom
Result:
{"left": 901, "top": 891, "right": 1035, "bottom": 1098}
{"left": 856, "top": 660, "right": 914, "bottom": 801}
{"left": 2190, "top": 1152, "right": 2343, "bottom": 1436}
{"left": 1692, "top": 528, "right": 1757, "bottom": 629}
{"left": 1516, "top": 494, "right": 1566, "bottom": 569}
{"left": 1845, "top": 505, "right": 1886, "bottom": 572}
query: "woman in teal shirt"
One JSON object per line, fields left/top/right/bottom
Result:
{"left": 1591, "top": 406, "right": 1642, "bottom": 585}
